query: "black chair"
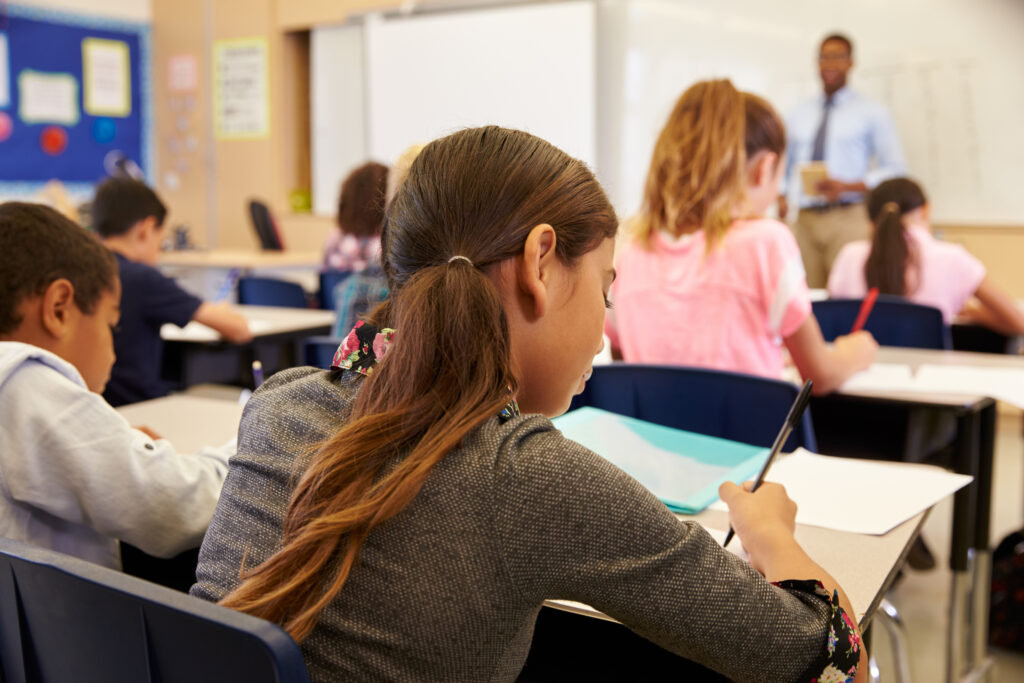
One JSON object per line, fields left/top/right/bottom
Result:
{"left": 238, "top": 276, "right": 309, "bottom": 308}
{"left": 303, "top": 335, "right": 344, "bottom": 369}
{"left": 248, "top": 199, "right": 285, "bottom": 251}
{"left": 569, "top": 363, "right": 816, "bottom": 452}
{"left": 813, "top": 296, "right": 951, "bottom": 350}
{"left": 318, "top": 270, "right": 352, "bottom": 310}
{"left": 0, "top": 537, "right": 310, "bottom": 683}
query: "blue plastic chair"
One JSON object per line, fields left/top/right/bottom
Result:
{"left": 0, "top": 537, "right": 310, "bottom": 683}
{"left": 237, "top": 276, "right": 309, "bottom": 308}
{"left": 568, "top": 363, "right": 816, "bottom": 452}
{"left": 318, "top": 270, "right": 352, "bottom": 310}
{"left": 813, "top": 296, "right": 951, "bottom": 350}
{"left": 304, "top": 335, "right": 344, "bottom": 369}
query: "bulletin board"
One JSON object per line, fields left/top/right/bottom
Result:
{"left": 0, "top": 4, "right": 151, "bottom": 195}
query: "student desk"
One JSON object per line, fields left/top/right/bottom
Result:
{"left": 160, "top": 305, "right": 335, "bottom": 389}
{"left": 116, "top": 393, "right": 244, "bottom": 453}
{"left": 159, "top": 249, "right": 322, "bottom": 301}
{"left": 815, "top": 346, "right": 1024, "bottom": 683}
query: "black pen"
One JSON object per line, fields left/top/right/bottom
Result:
{"left": 723, "top": 379, "right": 814, "bottom": 548}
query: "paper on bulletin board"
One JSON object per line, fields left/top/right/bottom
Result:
{"left": 168, "top": 54, "right": 198, "bottom": 92}
{"left": 0, "top": 33, "right": 10, "bottom": 108}
{"left": 212, "top": 37, "right": 269, "bottom": 140}
{"left": 82, "top": 38, "right": 131, "bottom": 117}
{"left": 18, "top": 70, "right": 79, "bottom": 125}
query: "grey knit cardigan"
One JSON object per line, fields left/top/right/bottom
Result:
{"left": 192, "top": 368, "right": 832, "bottom": 682}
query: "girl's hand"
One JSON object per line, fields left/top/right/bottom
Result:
{"left": 719, "top": 480, "right": 800, "bottom": 575}
{"left": 833, "top": 330, "right": 878, "bottom": 372}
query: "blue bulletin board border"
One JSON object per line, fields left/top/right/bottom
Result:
{"left": 0, "top": 3, "right": 153, "bottom": 197}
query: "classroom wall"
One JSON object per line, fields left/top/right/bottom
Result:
{"left": 14, "top": 0, "right": 150, "bottom": 22}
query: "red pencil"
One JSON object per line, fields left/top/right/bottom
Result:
{"left": 851, "top": 287, "right": 880, "bottom": 332}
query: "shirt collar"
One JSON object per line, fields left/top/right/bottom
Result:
{"left": 822, "top": 86, "right": 852, "bottom": 106}
{"left": 331, "top": 321, "right": 521, "bottom": 421}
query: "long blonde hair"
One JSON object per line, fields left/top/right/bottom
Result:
{"left": 219, "top": 127, "right": 618, "bottom": 641}
{"left": 636, "top": 79, "right": 786, "bottom": 249}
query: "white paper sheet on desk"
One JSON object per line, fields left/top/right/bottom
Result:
{"left": 161, "top": 318, "right": 273, "bottom": 342}
{"left": 915, "top": 364, "right": 1024, "bottom": 410}
{"left": 708, "top": 449, "right": 972, "bottom": 535}
{"left": 841, "top": 363, "right": 915, "bottom": 392}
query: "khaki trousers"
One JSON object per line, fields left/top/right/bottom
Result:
{"left": 792, "top": 203, "right": 871, "bottom": 289}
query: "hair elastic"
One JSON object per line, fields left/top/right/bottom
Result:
{"left": 447, "top": 255, "right": 474, "bottom": 266}
{"left": 882, "top": 201, "right": 902, "bottom": 213}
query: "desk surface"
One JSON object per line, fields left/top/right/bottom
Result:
{"left": 876, "top": 345, "right": 1024, "bottom": 370}
{"left": 116, "top": 394, "right": 245, "bottom": 453}
{"left": 124, "top": 393, "right": 916, "bottom": 630}
{"left": 160, "top": 305, "right": 335, "bottom": 344}
{"left": 159, "top": 249, "right": 322, "bottom": 270}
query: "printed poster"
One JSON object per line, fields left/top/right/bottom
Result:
{"left": 0, "top": 33, "right": 9, "bottom": 108}
{"left": 82, "top": 38, "right": 131, "bottom": 117}
{"left": 212, "top": 37, "right": 269, "bottom": 140}
{"left": 18, "top": 70, "right": 79, "bottom": 125}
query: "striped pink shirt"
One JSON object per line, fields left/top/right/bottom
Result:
{"left": 606, "top": 218, "right": 811, "bottom": 379}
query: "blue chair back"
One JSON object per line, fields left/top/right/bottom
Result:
{"left": 304, "top": 335, "right": 344, "bottom": 369}
{"left": 237, "top": 276, "right": 309, "bottom": 308}
{"left": 318, "top": 270, "right": 352, "bottom": 310}
{"left": 0, "top": 538, "right": 310, "bottom": 683}
{"left": 812, "top": 296, "right": 951, "bottom": 350}
{"left": 568, "top": 364, "right": 816, "bottom": 452}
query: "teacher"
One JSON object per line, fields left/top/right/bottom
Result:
{"left": 780, "top": 33, "right": 906, "bottom": 288}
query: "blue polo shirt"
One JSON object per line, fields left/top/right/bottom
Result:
{"left": 103, "top": 252, "right": 202, "bottom": 407}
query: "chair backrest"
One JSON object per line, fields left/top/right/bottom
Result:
{"left": 0, "top": 537, "right": 310, "bottom": 683}
{"left": 812, "top": 296, "right": 951, "bottom": 350}
{"left": 238, "top": 276, "right": 309, "bottom": 308}
{"left": 317, "top": 270, "right": 352, "bottom": 310}
{"left": 568, "top": 364, "right": 816, "bottom": 452}
{"left": 303, "top": 335, "right": 343, "bottom": 369}
{"left": 248, "top": 200, "right": 285, "bottom": 251}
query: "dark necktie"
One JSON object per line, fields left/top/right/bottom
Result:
{"left": 811, "top": 94, "right": 834, "bottom": 162}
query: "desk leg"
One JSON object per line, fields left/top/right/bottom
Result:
{"left": 968, "top": 405, "right": 996, "bottom": 682}
{"left": 948, "top": 410, "right": 979, "bottom": 682}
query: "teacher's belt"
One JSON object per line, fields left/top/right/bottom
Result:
{"left": 801, "top": 199, "right": 863, "bottom": 213}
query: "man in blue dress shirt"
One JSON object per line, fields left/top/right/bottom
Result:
{"left": 780, "top": 34, "right": 906, "bottom": 288}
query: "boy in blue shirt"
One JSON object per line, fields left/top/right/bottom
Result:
{"left": 91, "top": 178, "right": 251, "bottom": 406}
{"left": 0, "top": 202, "right": 231, "bottom": 569}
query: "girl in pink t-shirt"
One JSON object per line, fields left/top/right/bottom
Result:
{"left": 608, "top": 80, "right": 876, "bottom": 394}
{"left": 828, "top": 178, "right": 1024, "bottom": 334}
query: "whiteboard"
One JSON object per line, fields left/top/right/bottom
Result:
{"left": 363, "top": 1, "right": 596, "bottom": 171}
{"left": 611, "top": 0, "right": 1024, "bottom": 225}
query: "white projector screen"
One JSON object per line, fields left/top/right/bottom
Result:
{"left": 364, "top": 1, "right": 596, "bottom": 172}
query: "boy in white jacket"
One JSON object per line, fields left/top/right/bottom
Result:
{"left": 0, "top": 202, "right": 231, "bottom": 570}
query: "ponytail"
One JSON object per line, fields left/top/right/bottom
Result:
{"left": 864, "top": 177, "right": 928, "bottom": 295}
{"left": 220, "top": 126, "right": 618, "bottom": 640}
{"left": 864, "top": 202, "right": 909, "bottom": 295}
{"left": 637, "top": 80, "right": 784, "bottom": 250}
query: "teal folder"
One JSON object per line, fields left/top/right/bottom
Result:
{"left": 552, "top": 407, "right": 770, "bottom": 514}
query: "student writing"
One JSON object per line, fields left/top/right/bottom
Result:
{"left": 92, "top": 178, "right": 252, "bottom": 406}
{"left": 193, "top": 127, "right": 865, "bottom": 682}
{"left": 607, "top": 80, "right": 877, "bottom": 394}
{"left": 828, "top": 177, "right": 1024, "bottom": 335}
{"left": 0, "top": 203, "right": 231, "bottom": 570}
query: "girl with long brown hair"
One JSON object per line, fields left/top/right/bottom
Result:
{"left": 607, "top": 80, "right": 876, "bottom": 394}
{"left": 829, "top": 177, "right": 1024, "bottom": 335}
{"left": 193, "top": 126, "right": 865, "bottom": 682}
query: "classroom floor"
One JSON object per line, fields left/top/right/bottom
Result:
{"left": 871, "top": 408, "right": 1024, "bottom": 681}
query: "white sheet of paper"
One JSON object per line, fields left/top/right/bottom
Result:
{"left": 161, "top": 318, "right": 273, "bottom": 342}
{"left": 18, "top": 70, "right": 79, "bottom": 125}
{"left": 915, "top": 364, "right": 1024, "bottom": 410}
{"left": 82, "top": 38, "right": 131, "bottom": 117}
{"left": 213, "top": 38, "right": 269, "bottom": 139}
{"left": 709, "top": 448, "right": 971, "bottom": 535}
{"left": 0, "top": 33, "right": 10, "bottom": 108}
{"left": 841, "top": 363, "right": 915, "bottom": 392}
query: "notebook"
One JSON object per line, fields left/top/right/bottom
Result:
{"left": 552, "top": 407, "right": 768, "bottom": 514}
